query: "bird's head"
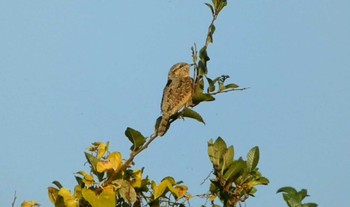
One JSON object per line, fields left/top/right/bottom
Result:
{"left": 168, "top": 62, "right": 191, "bottom": 78}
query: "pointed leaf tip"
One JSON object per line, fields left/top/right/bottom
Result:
{"left": 125, "top": 127, "right": 146, "bottom": 150}
{"left": 205, "top": 3, "right": 215, "bottom": 15}
{"left": 247, "top": 146, "right": 259, "bottom": 172}
{"left": 182, "top": 108, "right": 205, "bottom": 124}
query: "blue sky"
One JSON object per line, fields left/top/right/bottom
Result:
{"left": 1, "top": 0, "right": 349, "bottom": 206}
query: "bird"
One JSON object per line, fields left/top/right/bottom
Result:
{"left": 157, "top": 62, "right": 193, "bottom": 136}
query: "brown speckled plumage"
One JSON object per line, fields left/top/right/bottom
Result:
{"left": 158, "top": 63, "right": 193, "bottom": 136}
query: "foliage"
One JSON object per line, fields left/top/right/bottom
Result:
{"left": 277, "top": 187, "right": 318, "bottom": 207}
{"left": 21, "top": 201, "right": 40, "bottom": 207}
{"left": 14, "top": 1, "right": 317, "bottom": 207}
{"left": 208, "top": 138, "right": 269, "bottom": 206}
{"left": 48, "top": 135, "right": 192, "bottom": 207}
{"left": 46, "top": 136, "right": 268, "bottom": 207}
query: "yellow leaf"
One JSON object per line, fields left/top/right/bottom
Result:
{"left": 174, "top": 185, "right": 188, "bottom": 198}
{"left": 209, "top": 195, "right": 217, "bottom": 201}
{"left": 88, "top": 142, "right": 102, "bottom": 152}
{"left": 96, "top": 161, "right": 112, "bottom": 172}
{"left": 74, "top": 185, "right": 82, "bottom": 199}
{"left": 246, "top": 180, "right": 263, "bottom": 189}
{"left": 77, "top": 171, "right": 95, "bottom": 187}
{"left": 96, "top": 152, "right": 122, "bottom": 173}
{"left": 48, "top": 187, "right": 59, "bottom": 204}
{"left": 108, "top": 152, "right": 122, "bottom": 170}
{"left": 21, "top": 201, "right": 40, "bottom": 207}
{"left": 131, "top": 169, "right": 143, "bottom": 188}
{"left": 82, "top": 186, "right": 116, "bottom": 207}
{"left": 58, "top": 188, "right": 78, "bottom": 207}
{"left": 97, "top": 142, "right": 108, "bottom": 159}
{"left": 153, "top": 179, "right": 173, "bottom": 200}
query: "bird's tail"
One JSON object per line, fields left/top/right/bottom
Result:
{"left": 158, "top": 115, "right": 170, "bottom": 136}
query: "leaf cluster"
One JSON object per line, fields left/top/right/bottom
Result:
{"left": 48, "top": 139, "right": 190, "bottom": 207}
{"left": 277, "top": 187, "right": 318, "bottom": 207}
{"left": 207, "top": 138, "right": 269, "bottom": 207}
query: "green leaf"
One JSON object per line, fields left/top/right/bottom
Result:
{"left": 75, "top": 176, "right": 83, "bottom": 187}
{"left": 206, "top": 77, "right": 215, "bottom": 93}
{"left": 209, "top": 24, "right": 216, "bottom": 35}
{"left": 192, "top": 92, "right": 215, "bottom": 105}
{"left": 83, "top": 153, "right": 104, "bottom": 181}
{"left": 257, "top": 177, "right": 270, "bottom": 185}
{"left": 52, "top": 180, "right": 63, "bottom": 189}
{"left": 298, "top": 189, "right": 308, "bottom": 201}
{"left": 283, "top": 194, "right": 299, "bottom": 207}
{"left": 206, "top": 24, "right": 216, "bottom": 45}
{"left": 209, "top": 182, "right": 218, "bottom": 193}
{"left": 302, "top": 203, "right": 318, "bottom": 207}
{"left": 277, "top": 186, "right": 304, "bottom": 207}
{"left": 85, "top": 152, "right": 99, "bottom": 172}
{"left": 208, "top": 137, "right": 232, "bottom": 173}
{"left": 246, "top": 146, "right": 259, "bottom": 172}
{"left": 198, "top": 61, "right": 207, "bottom": 76}
{"left": 212, "top": 0, "right": 218, "bottom": 9}
{"left": 222, "top": 160, "right": 246, "bottom": 182}
{"left": 205, "top": 3, "right": 214, "bottom": 15}
{"left": 222, "top": 146, "right": 234, "bottom": 172}
{"left": 249, "top": 187, "right": 257, "bottom": 196}
{"left": 216, "top": 0, "right": 227, "bottom": 14}
{"left": 208, "top": 139, "right": 216, "bottom": 166}
{"left": 246, "top": 177, "right": 270, "bottom": 189}
{"left": 125, "top": 127, "right": 146, "bottom": 151}
{"left": 199, "top": 46, "right": 210, "bottom": 62}
{"left": 224, "top": 83, "right": 239, "bottom": 90}
{"left": 195, "top": 78, "right": 205, "bottom": 93}
{"left": 277, "top": 186, "right": 298, "bottom": 195}
{"left": 207, "top": 24, "right": 216, "bottom": 45}
{"left": 181, "top": 108, "right": 205, "bottom": 124}
{"left": 214, "top": 137, "right": 227, "bottom": 153}
{"left": 208, "top": 138, "right": 225, "bottom": 169}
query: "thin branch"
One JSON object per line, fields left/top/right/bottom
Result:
{"left": 124, "top": 132, "right": 158, "bottom": 168}
{"left": 201, "top": 170, "right": 214, "bottom": 185}
{"left": 103, "top": 133, "right": 159, "bottom": 187}
{"left": 11, "top": 191, "right": 17, "bottom": 207}
{"left": 209, "top": 87, "right": 250, "bottom": 96}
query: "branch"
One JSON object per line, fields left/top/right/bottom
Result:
{"left": 209, "top": 87, "right": 250, "bottom": 96}
{"left": 11, "top": 191, "right": 17, "bottom": 207}
{"left": 201, "top": 170, "right": 214, "bottom": 185}
{"left": 103, "top": 133, "right": 159, "bottom": 187}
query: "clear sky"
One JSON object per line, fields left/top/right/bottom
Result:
{"left": 1, "top": 0, "right": 349, "bottom": 206}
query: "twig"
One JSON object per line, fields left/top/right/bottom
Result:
{"left": 11, "top": 191, "right": 17, "bottom": 207}
{"left": 201, "top": 170, "right": 214, "bottom": 185}
{"left": 103, "top": 133, "right": 159, "bottom": 186}
{"left": 209, "top": 87, "right": 250, "bottom": 96}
